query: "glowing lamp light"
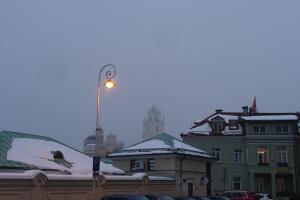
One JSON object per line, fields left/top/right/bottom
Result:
{"left": 104, "top": 79, "right": 116, "bottom": 88}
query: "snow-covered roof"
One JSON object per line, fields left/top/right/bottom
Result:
{"left": 208, "top": 114, "right": 239, "bottom": 123}
{"left": 183, "top": 123, "right": 211, "bottom": 135}
{"left": 241, "top": 115, "right": 298, "bottom": 121}
{"left": 0, "top": 131, "right": 124, "bottom": 175}
{"left": 109, "top": 133, "right": 210, "bottom": 158}
{"left": 125, "top": 140, "right": 170, "bottom": 150}
{"left": 195, "top": 114, "right": 239, "bottom": 124}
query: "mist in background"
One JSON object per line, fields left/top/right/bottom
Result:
{"left": 0, "top": 1, "right": 299, "bottom": 149}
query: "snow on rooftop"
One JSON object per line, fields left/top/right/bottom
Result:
{"left": 7, "top": 138, "right": 124, "bottom": 175}
{"left": 125, "top": 139, "right": 171, "bottom": 150}
{"left": 209, "top": 114, "right": 239, "bottom": 123}
{"left": 195, "top": 114, "right": 239, "bottom": 123}
{"left": 183, "top": 123, "right": 211, "bottom": 135}
{"left": 109, "top": 150, "right": 173, "bottom": 157}
{"left": 111, "top": 134, "right": 210, "bottom": 158}
{"left": 241, "top": 115, "right": 298, "bottom": 121}
{"left": 109, "top": 149, "right": 210, "bottom": 158}
{"left": 173, "top": 139, "right": 205, "bottom": 153}
{"left": 0, "top": 170, "right": 174, "bottom": 181}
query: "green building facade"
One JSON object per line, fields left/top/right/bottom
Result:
{"left": 181, "top": 108, "right": 300, "bottom": 199}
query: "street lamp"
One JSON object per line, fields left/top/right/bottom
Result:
{"left": 96, "top": 64, "right": 116, "bottom": 130}
{"left": 95, "top": 64, "right": 116, "bottom": 156}
{"left": 92, "top": 64, "right": 116, "bottom": 200}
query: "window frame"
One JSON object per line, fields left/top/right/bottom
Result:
{"left": 147, "top": 158, "right": 155, "bottom": 171}
{"left": 211, "top": 148, "right": 221, "bottom": 162}
{"left": 211, "top": 117, "right": 225, "bottom": 132}
{"left": 257, "top": 146, "right": 269, "bottom": 165}
{"left": 232, "top": 177, "right": 241, "bottom": 190}
{"left": 276, "top": 125, "right": 289, "bottom": 134}
{"left": 130, "top": 159, "right": 145, "bottom": 172}
{"left": 277, "top": 146, "right": 288, "bottom": 165}
{"left": 253, "top": 125, "right": 266, "bottom": 134}
{"left": 234, "top": 149, "right": 243, "bottom": 163}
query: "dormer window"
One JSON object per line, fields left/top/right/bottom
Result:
{"left": 211, "top": 116, "right": 225, "bottom": 132}
{"left": 53, "top": 151, "right": 64, "bottom": 160}
{"left": 229, "top": 120, "right": 238, "bottom": 130}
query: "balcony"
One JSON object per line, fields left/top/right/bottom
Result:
{"left": 258, "top": 162, "right": 269, "bottom": 166}
{"left": 277, "top": 162, "right": 289, "bottom": 167}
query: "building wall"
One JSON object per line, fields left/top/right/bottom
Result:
{"left": 112, "top": 155, "right": 177, "bottom": 175}
{"left": 110, "top": 154, "right": 210, "bottom": 197}
{"left": 183, "top": 118, "right": 300, "bottom": 199}
{"left": 0, "top": 175, "right": 176, "bottom": 200}
{"left": 183, "top": 135, "right": 247, "bottom": 194}
{"left": 296, "top": 136, "right": 300, "bottom": 197}
{"left": 244, "top": 121, "right": 298, "bottom": 199}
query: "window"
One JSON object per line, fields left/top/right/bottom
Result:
{"left": 234, "top": 149, "right": 243, "bottom": 163}
{"left": 229, "top": 120, "right": 238, "bottom": 130}
{"left": 212, "top": 148, "right": 221, "bottom": 161}
{"left": 276, "top": 126, "right": 289, "bottom": 134}
{"left": 147, "top": 159, "right": 155, "bottom": 171}
{"left": 253, "top": 125, "right": 266, "bottom": 133}
{"left": 277, "top": 146, "right": 288, "bottom": 165}
{"left": 257, "top": 147, "right": 268, "bottom": 165}
{"left": 232, "top": 177, "right": 241, "bottom": 190}
{"left": 156, "top": 126, "right": 159, "bottom": 132}
{"left": 256, "top": 178, "right": 264, "bottom": 192}
{"left": 130, "top": 159, "right": 145, "bottom": 171}
{"left": 211, "top": 117, "right": 225, "bottom": 132}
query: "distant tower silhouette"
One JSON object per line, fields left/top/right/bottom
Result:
{"left": 143, "top": 106, "right": 165, "bottom": 140}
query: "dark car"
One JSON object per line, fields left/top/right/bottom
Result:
{"left": 206, "top": 196, "right": 231, "bottom": 200}
{"left": 174, "top": 197, "right": 210, "bottom": 200}
{"left": 222, "top": 191, "right": 254, "bottom": 200}
{"left": 101, "top": 195, "right": 149, "bottom": 200}
{"left": 145, "top": 194, "right": 176, "bottom": 200}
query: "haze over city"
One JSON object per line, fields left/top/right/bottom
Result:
{"left": 0, "top": 1, "right": 299, "bottom": 150}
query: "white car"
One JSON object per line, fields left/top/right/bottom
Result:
{"left": 254, "top": 193, "right": 272, "bottom": 200}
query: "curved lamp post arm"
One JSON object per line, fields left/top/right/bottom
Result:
{"left": 96, "top": 64, "right": 116, "bottom": 130}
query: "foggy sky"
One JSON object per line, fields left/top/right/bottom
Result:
{"left": 0, "top": 1, "right": 299, "bottom": 150}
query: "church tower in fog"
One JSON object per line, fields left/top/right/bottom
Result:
{"left": 143, "top": 106, "right": 165, "bottom": 140}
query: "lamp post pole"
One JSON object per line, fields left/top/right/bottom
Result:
{"left": 96, "top": 64, "right": 116, "bottom": 131}
{"left": 95, "top": 64, "right": 116, "bottom": 156}
{"left": 93, "top": 64, "right": 116, "bottom": 200}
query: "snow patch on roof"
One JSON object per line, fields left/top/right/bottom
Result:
{"left": 7, "top": 138, "right": 124, "bottom": 175}
{"left": 241, "top": 115, "right": 298, "bottom": 121}
{"left": 111, "top": 133, "right": 210, "bottom": 158}
{"left": 183, "top": 123, "right": 211, "bottom": 135}
{"left": 125, "top": 139, "right": 170, "bottom": 150}
{"left": 209, "top": 114, "right": 239, "bottom": 123}
{"left": 173, "top": 140, "right": 205, "bottom": 153}
{"left": 0, "top": 170, "right": 174, "bottom": 181}
{"left": 195, "top": 114, "right": 239, "bottom": 123}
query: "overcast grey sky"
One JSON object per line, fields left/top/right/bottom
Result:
{"left": 0, "top": 1, "right": 299, "bottom": 150}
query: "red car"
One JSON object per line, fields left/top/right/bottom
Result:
{"left": 222, "top": 191, "right": 254, "bottom": 200}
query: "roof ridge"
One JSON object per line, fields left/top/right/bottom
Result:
{"left": 125, "top": 133, "right": 179, "bottom": 149}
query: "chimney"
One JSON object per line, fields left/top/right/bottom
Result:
{"left": 242, "top": 106, "right": 249, "bottom": 115}
{"left": 215, "top": 109, "right": 223, "bottom": 114}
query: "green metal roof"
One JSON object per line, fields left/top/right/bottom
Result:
{"left": 0, "top": 131, "right": 73, "bottom": 169}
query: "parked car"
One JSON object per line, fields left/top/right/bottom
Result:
{"left": 206, "top": 196, "right": 231, "bottom": 200}
{"left": 174, "top": 196, "right": 210, "bottom": 200}
{"left": 222, "top": 191, "right": 254, "bottom": 200}
{"left": 144, "top": 194, "right": 176, "bottom": 200}
{"left": 101, "top": 195, "right": 150, "bottom": 200}
{"left": 253, "top": 193, "right": 272, "bottom": 200}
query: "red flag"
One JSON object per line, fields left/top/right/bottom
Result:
{"left": 251, "top": 96, "right": 257, "bottom": 113}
